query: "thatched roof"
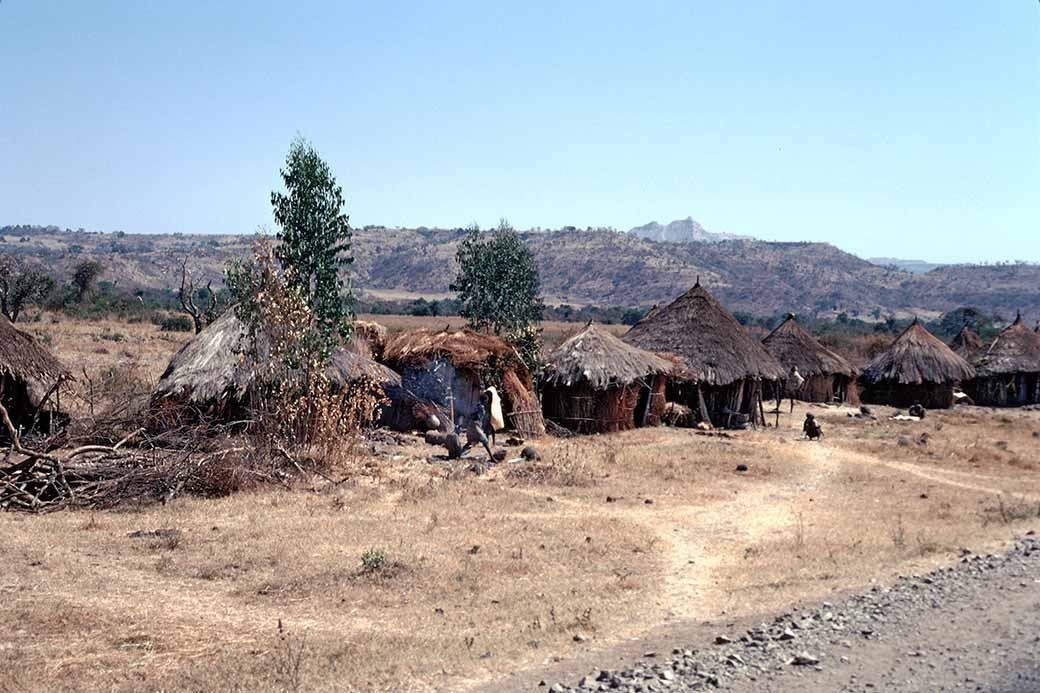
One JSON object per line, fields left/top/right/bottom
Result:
{"left": 950, "top": 325, "right": 984, "bottom": 361}
{"left": 974, "top": 313, "right": 1040, "bottom": 377}
{"left": 861, "top": 321, "right": 975, "bottom": 385}
{"left": 543, "top": 323, "right": 673, "bottom": 389}
{"left": 762, "top": 315, "right": 857, "bottom": 378}
{"left": 623, "top": 282, "right": 786, "bottom": 385}
{"left": 0, "top": 318, "right": 70, "bottom": 396}
{"left": 383, "top": 328, "right": 521, "bottom": 371}
{"left": 153, "top": 310, "right": 400, "bottom": 404}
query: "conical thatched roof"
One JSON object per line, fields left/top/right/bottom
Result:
{"left": 0, "top": 318, "right": 70, "bottom": 399}
{"left": 543, "top": 323, "right": 673, "bottom": 389}
{"left": 862, "top": 321, "right": 975, "bottom": 385}
{"left": 762, "top": 315, "right": 857, "bottom": 378}
{"left": 950, "top": 325, "right": 984, "bottom": 361}
{"left": 383, "top": 328, "right": 522, "bottom": 371}
{"left": 153, "top": 310, "right": 400, "bottom": 405}
{"left": 974, "top": 313, "right": 1040, "bottom": 377}
{"left": 623, "top": 282, "right": 786, "bottom": 385}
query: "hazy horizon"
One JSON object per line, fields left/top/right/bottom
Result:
{"left": 2, "top": 2, "right": 1037, "bottom": 264}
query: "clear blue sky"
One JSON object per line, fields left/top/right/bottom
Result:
{"left": 1, "top": 1, "right": 1037, "bottom": 263}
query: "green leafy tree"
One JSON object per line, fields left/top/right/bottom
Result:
{"left": 271, "top": 137, "right": 354, "bottom": 342}
{"left": 0, "top": 254, "right": 55, "bottom": 322}
{"left": 450, "top": 220, "right": 544, "bottom": 336}
{"left": 71, "top": 260, "right": 104, "bottom": 302}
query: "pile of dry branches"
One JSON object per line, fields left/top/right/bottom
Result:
{"left": 0, "top": 402, "right": 254, "bottom": 513}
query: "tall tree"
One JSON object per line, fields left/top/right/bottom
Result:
{"left": 0, "top": 255, "right": 55, "bottom": 322}
{"left": 451, "top": 220, "right": 544, "bottom": 336}
{"left": 271, "top": 137, "right": 354, "bottom": 341}
{"left": 71, "top": 259, "right": 104, "bottom": 302}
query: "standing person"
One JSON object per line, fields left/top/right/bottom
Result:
{"left": 466, "top": 400, "right": 495, "bottom": 461}
{"left": 788, "top": 366, "right": 805, "bottom": 413}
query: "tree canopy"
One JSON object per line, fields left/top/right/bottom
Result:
{"left": 450, "top": 221, "right": 544, "bottom": 337}
{"left": 271, "top": 137, "right": 354, "bottom": 341}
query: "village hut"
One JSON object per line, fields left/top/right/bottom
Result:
{"left": 860, "top": 320, "right": 975, "bottom": 409}
{"left": 382, "top": 328, "right": 544, "bottom": 437}
{"left": 0, "top": 318, "right": 71, "bottom": 434}
{"left": 623, "top": 281, "right": 786, "bottom": 428}
{"left": 151, "top": 310, "right": 403, "bottom": 421}
{"left": 950, "top": 325, "right": 984, "bottom": 361}
{"left": 969, "top": 313, "right": 1040, "bottom": 407}
{"left": 762, "top": 315, "right": 859, "bottom": 404}
{"left": 541, "top": 323, "right": 674, "bottom": 434}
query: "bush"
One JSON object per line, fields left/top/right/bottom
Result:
{"left": 360, "top": 548, "right": 387, "bottom": 573}
{"left": 160, "top": 315, "right": 195, "bottom": 332}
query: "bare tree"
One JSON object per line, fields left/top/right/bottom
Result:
{"left": 178, "top": 256, "right": 217, "bottom": 334}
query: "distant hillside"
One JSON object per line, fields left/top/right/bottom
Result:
{"left": 869, "top": 257, "right": 944, "bottom": 274}
{"left": 628, "top": 217, "right": 750, "bottom": 243}
{"left": 2, "top": 224, "right": 1038, "bottom": 322}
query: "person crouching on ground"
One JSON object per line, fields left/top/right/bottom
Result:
{"left": 908, "top": 401, "right": 926, "bottom": 419}
{"left": 803, "top": 413, "right": 823, "bottom": 440}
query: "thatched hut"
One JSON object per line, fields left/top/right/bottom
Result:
{"left": 541, "top": 323, "right": 673, "bottom": 434}
{"left": 623, "top": 281, "right": 786, "bottom": 428}
{"left": 382, "top": 328, "right": 545, "bottom": 437}
{"left": 152, "top": 311, "right": 403, "bottom": 421}
{"left": 970, "top": 313, "right": 1040, "bottom": 407}
{"left": 950, "top": 325, "right": 984, "bottom": 361}
{"left": 860, "top": 320, "right": 975, "bottom": 409}
{"left": 762, "top": 315, "right": 858, "bottom": 404}
{"left": 0, "top": 318, "right": 71, "bottom": 434}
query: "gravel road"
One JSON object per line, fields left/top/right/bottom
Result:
{"left": 506, "top": 533, "right": 1040, "bottom": 693}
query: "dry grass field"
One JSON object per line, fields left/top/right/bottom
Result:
{"left": 2, "top": 316, "right": 1039, "bottom": 692}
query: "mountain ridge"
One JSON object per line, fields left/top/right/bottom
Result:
{"left": 2, "top": 224, "right": 1038, "bottom": 322}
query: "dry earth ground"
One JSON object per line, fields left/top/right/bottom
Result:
{"left": 2, "top": 318, "right": 1039, "bottom": 692}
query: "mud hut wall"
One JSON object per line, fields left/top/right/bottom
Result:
{"left": 398, "top": 357, "right": 482, "bottom": 427}
{"left": 860, "top": 381, "right": 956, "bottom": 409}
{"left": 0, "top": 374, "right": 36, "bottom": 427}
{"left": 665, "top": 378, "right": 754, "bottom": 428}
{"left": 542, "top": 381, "right": 642, "bottom": 434}
{"left": 641, "top": 374, "right": 668, "bottom": 426}
{"left": 972, "top": 373, "right": 1040, "bottom": 407}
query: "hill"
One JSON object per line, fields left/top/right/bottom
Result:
{"left": 2, "top": 224, "right": 1038, "bottom": 321}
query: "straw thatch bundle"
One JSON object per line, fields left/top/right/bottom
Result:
{"left": 383, "top": 328, "right": 520, "bottom": 370}
{"left": 543, "top": 323, "right": 673, "bottom": 389}
{"left": 969, "top": 314, "right": 1040, "bottom": 406}
{"left": 950, "top": 325, "right": 984, "bottom": 361}
{"left": 860, "top": 321, "right": 974, "bottom": 409}
{"left": 153, "top": 310, "right": 401, "bottom": 407}
{"left": 762, "top": 315, "right": 858, "bottom": 404}
{"left": 382, "top": 328, "right": 544, "bottom": 436}
{"left": 541, "top": 323, "right": 672, "bottom": 434}
{"left": 862, "top": 321, "right": 975, "bottom": 386}
{"left": 762, "top": 315, "right": 857, "bottom": 379}
{"left": 0, "top": 318, "right": 71, "bottom": 427}
{"left": 973, "top": 314, "right": 1040, "bottom": 378}
{"left": 624, "top": 282, "right": 786, "bottom": 386}
{"left": 0, "top": 318, "right": 69, "bottom": 396}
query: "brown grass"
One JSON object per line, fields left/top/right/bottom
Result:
{"left": 2, "top": 318, "right": 1040, "bottom": 691}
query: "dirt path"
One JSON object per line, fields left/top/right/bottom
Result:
{"left": 474, "top": 431, "right": 1039, "bottom": 693}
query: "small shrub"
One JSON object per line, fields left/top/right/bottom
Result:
{"left": 159, "top": 315, "right": 195, "bottom": 332}
{"left": 360, "top": 548, "right": 387, "bottom": 573}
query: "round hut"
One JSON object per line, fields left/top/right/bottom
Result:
{"left": 950, "top": 325, "right": 984, "bottom": 361}
{"left": 762, "top": 315, "right": 858, "bottom": 404}
{"left": 623, "top": 281, "right": 786, "bottom": 428}
{"left": 151, "top": 310, "right": 402, "bottom": 421}
{"left": 0, "top": 318, "right": 71, "bottom": 434}
{"left": 541, "top": 323, "right": 673, "bottom": 434}
{"left": 382, "top": 328, "right": 545, "bottom": 437}
{"left": 970, "top": 313, "right": 1040, "bottom": 407}
{"left": 860, "top": 320, "right": 975, "bottom": 409}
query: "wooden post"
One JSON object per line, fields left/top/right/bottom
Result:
{"left": 696, "top": 384, "right": 711, "bottom": 426}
